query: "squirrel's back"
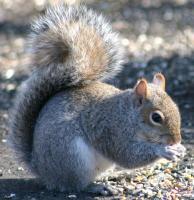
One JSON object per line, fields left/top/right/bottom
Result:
{"left": 9, "top": 4, "right": 124, "bottom": 163}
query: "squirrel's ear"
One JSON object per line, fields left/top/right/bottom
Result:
{"left": 134, "top": 79, "right": 149, "bottom": 104}
{"left": 153, "top": 73, "right": 166, "bottom": 91}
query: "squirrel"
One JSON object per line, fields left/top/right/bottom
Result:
{"left": 9, "top": 4, "right": 186, "bottom": 192}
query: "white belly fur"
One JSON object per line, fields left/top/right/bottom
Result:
{"left": 75, "top": 137, "right": 113, "bottom": 177}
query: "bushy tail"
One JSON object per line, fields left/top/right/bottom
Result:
{"left": 9, "top": 4, "right": 124, "bottom": 163}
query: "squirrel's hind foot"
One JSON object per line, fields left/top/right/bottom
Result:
{"left": 85, "top": 183, "right": 121, "bottom": 196}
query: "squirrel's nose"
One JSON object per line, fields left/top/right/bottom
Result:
{"left": 168, "top": 133, "right": 181, "bottom": 145}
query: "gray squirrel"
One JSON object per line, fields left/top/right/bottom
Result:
{"left": 9, "top": 4, "right": 186, "bottom": 192}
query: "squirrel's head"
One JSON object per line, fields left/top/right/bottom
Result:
{"left": 131, "top": 73, "right": 181, "bottom": 145}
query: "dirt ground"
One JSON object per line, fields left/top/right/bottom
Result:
{"left": 0, "top": 0, "right": 194, "bottom": 199}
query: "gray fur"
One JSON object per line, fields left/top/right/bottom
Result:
{"left": 31, "top": 83, "right": 185, "bottom": 192}
{"left": 9, "top": 4, "right": 185, "bottom": 192}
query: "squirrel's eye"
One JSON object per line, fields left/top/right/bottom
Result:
{"left": 149, "top": 110, "right": 164, "bottom": 126}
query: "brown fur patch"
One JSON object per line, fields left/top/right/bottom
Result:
{"left": 33, "top": 30, "right": 69, "bottom": 66}
{"left": 33, "top": 21, "right": 109, "bottom": 81}
{"left": 69, "top": 22, "right": 109, "bottom": 81}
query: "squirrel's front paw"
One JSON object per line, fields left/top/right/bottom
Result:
{"left": 156, "top": 143, "right": 186, "bottom": 161}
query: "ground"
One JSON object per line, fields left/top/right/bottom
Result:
{"left": 0, "top": 0, "right": 193, "bottom": 199}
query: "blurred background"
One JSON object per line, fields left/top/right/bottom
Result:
{"left": 0, "top": 0, "right": 193, "bottom": 199}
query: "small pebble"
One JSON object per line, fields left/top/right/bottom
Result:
{"left": 68, "top": 194, "right": 77, "bottom": 198}
{"left": 4, "top": 193, "right": 16, "bottom": 199}
{"left": 17, "top": 166, "right": 24, "bottom": 171}
{"left": 5, "top": 69, "right": 15, "bottom": 79}
{"left": 2, "top": 139, "right": 7, "bottom": 143}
